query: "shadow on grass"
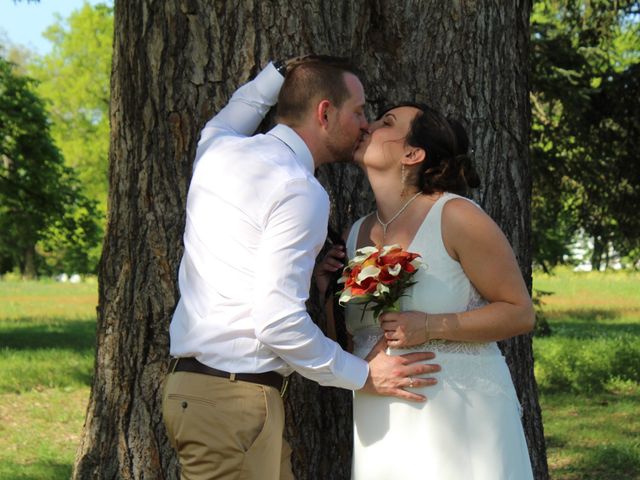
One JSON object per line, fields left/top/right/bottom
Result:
{"left": 547, "top": 308, "right": 620, "bottom": 322}
{"left": 0, "top": 361, "right": 94, "bottom": 393}
{"left": 0, "top": 317, "right": 95, "bottom": 351}
{"left": 572, "top": 444, "right": 640, "bottom": 480}
{"left": 0, "top": 461, "right": 71, "bottom": 480}
{"left": 544, "top": 434, "right": 568, "bottom": 449}
{"left": 544, "top": 317, "right": 640, "bottom": 340}
{"left": 544, "top": 390, "right": 640, "bottom": 406}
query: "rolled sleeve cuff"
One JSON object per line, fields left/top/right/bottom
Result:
{"left": 333, "top": 350, "right": 370, "bottom": 390}
{"left": 257, "top": 62, "right": 286, "bottom": 104}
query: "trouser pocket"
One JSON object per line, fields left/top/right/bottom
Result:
{"left": 161, "top": 371, "right": 271, "bottom": 479}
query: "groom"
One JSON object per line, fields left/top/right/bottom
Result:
{"left": 162, "top": 56, "right": 440, "bottom": 479}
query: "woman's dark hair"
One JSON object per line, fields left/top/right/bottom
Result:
{"left": 380, "top": 102, "right": 480, "bottom": 195}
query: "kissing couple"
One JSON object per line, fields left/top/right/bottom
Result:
{"left": 162, "top": 55, "right": 535, "bottom": 479}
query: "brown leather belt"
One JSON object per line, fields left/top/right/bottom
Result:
{"left": 169, "top": 357, "right": 289, "bottom": 396}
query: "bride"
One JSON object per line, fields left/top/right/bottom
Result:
{"left": 317, "top": 103, "right": 535, "bottom": 479}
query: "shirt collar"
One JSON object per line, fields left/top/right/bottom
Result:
{"left": 268, "top": 124, "right": 315, "bottom": 174}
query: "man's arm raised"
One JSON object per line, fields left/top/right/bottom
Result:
{"left": 195, "top": 61, "right": 285, "bottom": 165}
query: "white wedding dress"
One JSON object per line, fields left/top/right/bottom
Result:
{"left": 345, "top": 193, "right": 534, "bottom": 480}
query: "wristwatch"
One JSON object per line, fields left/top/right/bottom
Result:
{"left": 273, "top": 59, "right": 287, "bottom": 77}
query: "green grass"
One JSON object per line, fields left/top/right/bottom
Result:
{"left": 1, "top": 272, "right": 639, "bottom": 479}
{"left": 533, "top": 268, "right": 640, "bottom": 479}
{"left": 0, "top": 388, "right": 88, "bottom": 480}
{"left": 0, "top": 279, "right": 97, "bottom": 480}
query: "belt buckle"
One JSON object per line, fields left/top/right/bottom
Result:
{"left": 280, "top": 376, "right": 290, "bottom": 397}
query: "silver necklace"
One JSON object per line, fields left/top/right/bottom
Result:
{"left": 375, "top": 191, "right": 422, "bottom": 241}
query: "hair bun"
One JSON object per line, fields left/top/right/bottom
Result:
{"left": 401, "top": 103, "right": 481, "bottom": 195}
{"left": 453, "top": 153, "right": 480, "bottom": 188}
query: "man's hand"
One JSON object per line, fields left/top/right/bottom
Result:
{"left": 275, "top": 55, "right": 317, "bottom": 77}
{"left": 282, "top": 54, "right": 350, "bottom": 76}
{"left": 360, "top": 337, "right": 440, "bottom": 402}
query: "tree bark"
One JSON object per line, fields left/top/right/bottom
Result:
{"left": 74, "top": 1, "right": 548, "bottom": 479}
{"left": 22, "top": 244, "right": 37, "bottom": 279}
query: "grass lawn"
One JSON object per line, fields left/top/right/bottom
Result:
{"left": 1, "top": 271, "right": 638, "bottom": 479}
{"left": 0, "top": 279, "right": 96, "bottom": 480}
{"left": 534, "top": 269, "right": 640, "bottom": 479}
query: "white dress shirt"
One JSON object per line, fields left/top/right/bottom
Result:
{"left": 169, "top": 63, "right": 369, "bottom": 391}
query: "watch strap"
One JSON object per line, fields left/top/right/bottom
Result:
{"left": 273, "top": 59, "right": 287, "bottom": 77}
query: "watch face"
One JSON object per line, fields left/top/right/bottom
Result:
{"left": 274, "top": 60, "right": 286, "bottom": 76}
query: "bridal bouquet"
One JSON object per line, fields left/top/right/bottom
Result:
{"left": 337, "top": 244, "right": 422, "bottom": 319}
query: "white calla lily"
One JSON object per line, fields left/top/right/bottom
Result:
{"left": 338, "top": 288, "right": 352, "bottom": 304}
{"left": 380, "top": 244, "right": 402, "bottom": 256}
{"left": 411, "top": 258, "right": 424, "bottom": 270}
{"left": 351, "top": 246, "right": 379, "bottom": 264}
{"left": 373, "top": 283, "right": 390, "bottom": 297}
{"left": 357, "top": 265, "right": 381, "bottom": 283}
{"left": 340, "top": 288, "right": 372, "bottom": 305}
{"left": 387, "top": 264, "right": 402, "bottom": 276}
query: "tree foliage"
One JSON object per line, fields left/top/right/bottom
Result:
{"left": 0, "top": 2, "right": 114, "bottom": 275}
{"left": 0, "top": 56, "right": 101, "bottom": 277}
{"left": 531, "top": 0, "right": 640, "bottom": 270}
{"left": 31, "top": 2, "right": 113, "bottom": 212}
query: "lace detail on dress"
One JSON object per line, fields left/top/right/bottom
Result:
{"left": 351, "top": 326, "right": 500, "bottom": 357}
{"left": 395, "top": 344, "right": 515, "bottom": 399}
{"left": 405, "top": 284, "right": 496, "bottom": 354}
{"left": 352, "top": 329, "right": 515, "bottom": 399}
{"left": 350, "top": 284, "right": 519, "bottom": 399}
{"left": 393, "top": 282, "right": 496, "bottom": 355}
{"left": 351, "top": 283, "right": 494, "bottom": 356}
{"left": 466, "top": 283, "right": 487, "bottom": 311}
{"left": 395, "top": 339, "right": 500, "bottom": 355}
{"left": 351, "top": 326, "right": 385, "bottom": 360}
{"left": 437, "top": 352, "right": 518, "bottom": 400}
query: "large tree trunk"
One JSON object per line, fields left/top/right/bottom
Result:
{"left": 74, "top": 1, "right": 547, "bottom": 478}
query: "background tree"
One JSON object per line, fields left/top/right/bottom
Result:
{"left": 74, "top": 1, "right": 547, "bottom": 479}
{"left": 37, "top": 173, "right": 103, "bottom": 275}
{"left": 32, "top": 2, "right": 113, "bottom": 211}
{"left": 0, "top": 56, "right": 99, "bottom": 277}
{"left": 0, "top": 31, "right": 35, "bottom": 75}
{"left": 531, "top": 0, "right": 640, "bottom": 271}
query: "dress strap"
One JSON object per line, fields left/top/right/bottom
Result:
{"left": 418, "top": 192, "right": 482, "bottom": 257}
{"left": 416, "top": 192, "right": 458, "bottom": 245}
{"left": 346, "top": 216, "right": 368, "bottom": 258}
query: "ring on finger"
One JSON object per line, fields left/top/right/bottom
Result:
{"left": 408, "top": 377, "right": 414, "bottom": 388}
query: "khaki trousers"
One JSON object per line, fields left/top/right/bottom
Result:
{"left": 162, "top": 371, "right": 294, "bottom": 480}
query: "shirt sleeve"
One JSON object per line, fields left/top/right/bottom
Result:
{"left": 251, "top": 179, "right": 369, "bottom": 390}
{"left": 195, "top": 62, "right": 284, "bottom": 165}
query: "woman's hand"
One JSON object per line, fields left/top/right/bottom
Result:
{"left": 314, "top": 244, "right": 346, "bottom": 301}
{"left": 380, "top": 310, "right": 429, "bottom": 348}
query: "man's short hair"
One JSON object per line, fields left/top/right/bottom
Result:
{"left": 276, "top": 55, "right": 362, "bottom": 126}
